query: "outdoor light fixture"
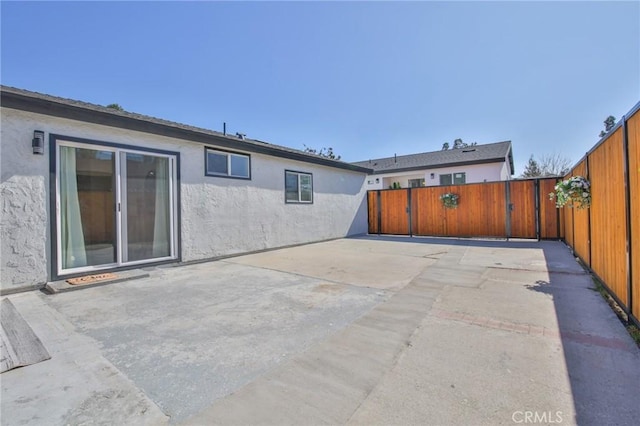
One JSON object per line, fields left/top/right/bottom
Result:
{"left": 32, "top": 130, "right": 44, "bottom": 155}
{"left": 430, "top": 173, "right": 435, "bottom": 179}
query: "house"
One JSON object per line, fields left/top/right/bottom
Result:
{"left": 352, "top": 141, "right": 514, "bottom": 189}
{"left": 0, "top": 86, "right": 372, "bottom": 293}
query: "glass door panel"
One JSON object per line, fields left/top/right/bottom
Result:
{"left": 59, "top": 146, "right": 116, "bottom": 269}
{"left": 123, "top": 153, "right": 172, "bottom": 262}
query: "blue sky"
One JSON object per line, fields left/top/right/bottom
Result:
{"left": 2, "top": 1, "right": 638, "bottom": 174}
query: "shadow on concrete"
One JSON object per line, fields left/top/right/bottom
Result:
{"left": 527, "top": 259, "right": 640, "bottom": 425}
{"left": 349, "top": 233, "right": 549, "bottom": 250}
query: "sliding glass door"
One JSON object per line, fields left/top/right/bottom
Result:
{"left": 57, "top": 141, "right": 177, "bottom": 275}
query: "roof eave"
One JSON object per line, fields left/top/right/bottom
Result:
{"left": 368, "top": 157, "right": 507, "bottom": 175}
{"left": 1, "top": 88, "right": 372, "bottom": 174}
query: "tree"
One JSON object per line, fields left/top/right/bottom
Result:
{"left": 520, "top": 153, "right": 572, "bottom": 178}
{"left": 106, "top": 103, "right": 124, "bottom": 111}
{"left": 599, "top": 115, "right": 616, "bottom": 138}
{"left": 303, "top": 145, "right": 341, "bottom": 160}
{"left": 520, "top": 155, "right": 542, "bottom": 178}
{"left": 539, "top": 153, "right": 572, "bottom": 176}
{"left": 441, "top": 139, "right": 477, "bottom": 151}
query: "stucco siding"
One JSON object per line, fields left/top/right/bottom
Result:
{"left": 0, "top": 107, "right": 367, "bottom": 291}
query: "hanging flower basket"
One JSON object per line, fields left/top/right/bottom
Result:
{"left": 440, "top": 192, "right": 459, "bottom": 209}
{"left": 549, "top": 176, "right": 591, "bottom": 209}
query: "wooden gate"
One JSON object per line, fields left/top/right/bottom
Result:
{"left": 368, "top": 178, "right": 559, "bottom": 240}
{"left": 368, "top": 189, "right": 410, "bottom": 235}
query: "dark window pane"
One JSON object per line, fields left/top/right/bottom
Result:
{"left": 207, "top": 152, "right": 228, "bottom": 175}
{"left": 439, "top": 174, "right": 452, "bottom": 185}
{"left": 285, "top": 172, "right": 299, "bottom": 202}
{"left": 454, "top": 173, "right": 466, "bottom": 184}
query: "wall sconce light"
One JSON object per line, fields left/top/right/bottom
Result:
{"left": 32, "top": 130, "right": 45, "bottom": 155}
{"left": 430, "top": 173, "right": 435, "bottom": 179}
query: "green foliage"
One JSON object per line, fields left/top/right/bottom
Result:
{"left": 521, "top": 155, "right": 542, "bottom": 178}
{"left": 389, "top": 182, "right": 401, "bottom": 189}
{"left": 599, "top": 115, "right": 617, "bottom": 138}
{"left": 549, "top": 176, "right": 591, "bottom": 209}
{"left": 440, "top": 192, "right": 459, "bottom": 209}
{"left": 520, "top": 153, "right": 571, "bottom": 177}
{"left": 442, "top": 139, "right": 477, "bottom": 151}
{"left": 303, "top": 145, "right": 341, "bottom": 160}
{"left": 106, "top": 103, "right": 124, "bottom": 111}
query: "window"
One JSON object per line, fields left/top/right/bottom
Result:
{"left": 205, "top": 148, "right": 250, "bottom": 179}
{"left": 439, "top": 172, "right": 466, "bottom": 185}
{"left": 439, "top": 174, "right": 452, "bottom": 185}
{"left": 285, "top": 170, "right": 313, "bottom": 203}
{"left": 454, "top": 172, "right": 466, "bottom": 184}
{"left": 408, "top": 178, "right": 425, "bottom": 188}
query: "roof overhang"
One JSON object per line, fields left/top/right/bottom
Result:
{"left": 1, "top": 87, "right": 373, "bottom": 174}
{"left": 368, "top": 157, "right": 507, "bottom": 175}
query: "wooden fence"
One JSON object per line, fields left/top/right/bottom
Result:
{"left": 367, "top": 102, "right": 639, "bottom": 326}
{"left": 560, "top": 102, "right": 640, "bottom": 327}
{"left": 367, "top": 177, "right": 559, "bottom": 240}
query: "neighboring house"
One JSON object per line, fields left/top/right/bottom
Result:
{"left": 0, "top": 86, "right": 372, "bottom": 293}
{"left": 352, "top": 141, "right": 514, "bottom": 189}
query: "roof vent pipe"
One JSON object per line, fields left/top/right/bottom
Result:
{"left": 223, "top": 122, "right": 226, "bottom": 135}
{"left": 236, "top": 132, "right": 246, "bottom": 140}
{"left": 394, "top": 153, "right": 397, "bottom": 163}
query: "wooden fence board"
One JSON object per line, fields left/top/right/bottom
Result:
{"left": 367, "top": 191, "right": 378, "bottom": 234}
{"left": 379, "top": 189, "right": 409, "bottom": 235}
{"left": 626, "top": 110, "right": 640, "bottom": 321}
{"left": 589, "top": 127, "right": 628, "bottom": 306}
{"left": 412, "top": 182, "right": 506, "bottom": 238}
{"left": 539, "top": 178, "right": 560, "bottom": 239}
{"left": 509, "top": 180, "right": 536, "bottom": 238}
{"left": 571, "top": 161, "right": 591, "bottom": 266}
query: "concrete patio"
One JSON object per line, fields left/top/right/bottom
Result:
{"left": 1, "top": 237, "right": 638, "bottom": 425}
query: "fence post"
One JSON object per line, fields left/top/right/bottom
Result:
{"left": 586, "top": 154, "right": 592, "bottom": 267}
{"left": 407, "top": 188, "right": 413, "bottom": 237}
{"left": 622, "top": 116, "right": 633, "bottom": 323}
{"left": 535, "top": 179, "right": 541, "bottom": 241}
{"left": 376, "top": 190, "right": 381, "bottom": 236}
{"left": 505, "top": 181, "right": 511, "bottom": 240}
{"left": 556, "top": 178, "right": 561, "bottom": 239}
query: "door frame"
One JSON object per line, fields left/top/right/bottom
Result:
{"left": 50, "top": 134, "right": 181, "bottom": 280}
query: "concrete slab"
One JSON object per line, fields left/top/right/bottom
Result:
{"left": 226, "top": 238, "right": 440, "bottom": 290}
{"left": 1, "top": 292, "right": 168, "bottom": 426}
{"left": 1, "top": 236, "right": 638, "bottom": 426}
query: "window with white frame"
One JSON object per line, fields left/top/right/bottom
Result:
{"left": 285, "top": 170, "right": 313, "bottom": 203}
{"left": 205, "top": 148, "right": 250, "bottom": 179}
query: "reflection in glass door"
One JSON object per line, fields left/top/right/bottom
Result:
{"left": 59, "top": 146, "right": 117, "bottom": 270}
{"left": 57, "top": 142, "right": 177, "bottom": 275}
{"left": 122, "top": 153, "right": 171, "bottom": 262}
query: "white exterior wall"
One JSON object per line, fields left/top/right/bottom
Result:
{"left": 0, "top": 108, "right": 368, "bottom": 291}
{"left": 363, "top": 161, "right": 509, "bottom": 190}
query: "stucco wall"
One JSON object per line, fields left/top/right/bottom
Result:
{"left": 364, "top": 161, "right": 510, "bottom": 190}
{"left": 0, "top": 107, "right": 367, "bottom": 291}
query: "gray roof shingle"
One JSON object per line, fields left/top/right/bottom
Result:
{"left": 352, "top": 141, "right": 513, "bottom": 175}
